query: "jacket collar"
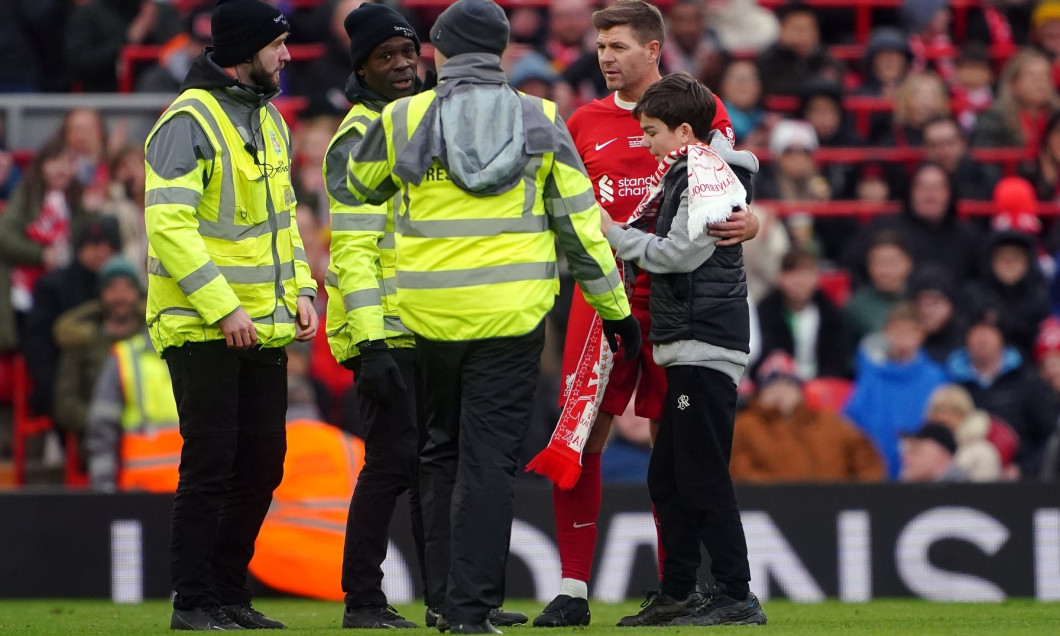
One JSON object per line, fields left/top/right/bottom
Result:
{"left": 180, "top": 50, "right": 281, "bottom": 109}
{"left": 435, "top": 53, "right": 507, "bottom": 94}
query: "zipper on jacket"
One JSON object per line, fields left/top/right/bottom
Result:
{"left": 258, "top": 110, "right": 284, "bottom": 303}
{"left": 686, "top": 272, "right": 695, "bottom": 339}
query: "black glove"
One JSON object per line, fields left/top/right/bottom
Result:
{"left": 421, "top": 69, "right": 438, "bottom": 91}
{"left": 602, "top": 315, "right": 642, "bottom": 361}
{"left": 355, "top": 344, "right": 407, "bottom": 407}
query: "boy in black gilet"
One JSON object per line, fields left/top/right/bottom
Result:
{"left": 602, "top": 72, "right": 766, "bottom": 627}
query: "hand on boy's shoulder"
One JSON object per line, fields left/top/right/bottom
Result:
{"left": 708, "top": 206, "right": 759, "bottom": 246}
{"left": 599, "top": 208, "right": 629, "bottom": 235}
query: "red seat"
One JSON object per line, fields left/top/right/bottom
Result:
{"left": 11, "top": 355, "right": 53, "bottom": 485}
{"left": 818, "top": 269, "right": 852, "bottom": 308}
{"left": 803, "top": 377, "right": 853, "bottom": 414}
{"left": 10, "top": 355, "right": 86, "bottom": 487}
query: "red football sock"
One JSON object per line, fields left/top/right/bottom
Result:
{"left": 652, "top": 503, "right": 667, "bottom": 580}
{"left": 553, "top": 452, "right": 603, "bottom": 582}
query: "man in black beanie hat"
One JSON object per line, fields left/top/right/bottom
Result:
{"left": 144, "top": 0, "right": 318, "bottom": 630}
{"left": 211, "top": 0, "right": 291, "bottom": 86}
{"left": 325, "top": 2, "right": 528, "bottom": 630}
{"left": 347, "top": 0, "right": 639, "bottom": 633}
{"left": 429, "top": 0, "right": 510, "bottom": 59}
{"left": 323, "top": 2, "right": 423, "bottom": 630}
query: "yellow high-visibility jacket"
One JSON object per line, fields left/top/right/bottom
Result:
{"left": 113, "top": 332, "right": 181, "bottom": 493}
{"left": 347, "top": 57, "right": 630, "bottom": 341}
{"left": 144, "top": 85, "right": 316, "bottom": 352}
{"left": 324, "top": 100, "right": 414, "bottom": 364}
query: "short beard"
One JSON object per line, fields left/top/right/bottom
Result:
{"left": 248, "top": 58, "right": 280, "bottom": 93}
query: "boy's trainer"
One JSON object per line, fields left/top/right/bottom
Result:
{"left": 670, "top": 592, "right": 767, "bottom": 626}
{"left": 616, "top": 590, "right": 705, "bottom": 627}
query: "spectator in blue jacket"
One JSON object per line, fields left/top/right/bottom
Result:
{"left": 845, "top": 303, "right": 947, "bottom": 478}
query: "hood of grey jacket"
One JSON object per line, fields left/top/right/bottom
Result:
{"left": 393, "top": 52, "right": 563, "bottom": 195}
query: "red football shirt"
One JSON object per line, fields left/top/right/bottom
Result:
{"left": 566, "top": 92, "right": 734, "bottom": 302}
{"left": 566, "top": 92, "right": 734, "bottom": 225}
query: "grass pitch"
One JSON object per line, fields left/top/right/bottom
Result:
{"left": 0, "top": 598, "right": 1058, "bottom": 635}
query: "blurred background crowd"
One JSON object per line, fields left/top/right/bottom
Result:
{"left": 3, "top": 0, "right": 1060, "bottom": 490}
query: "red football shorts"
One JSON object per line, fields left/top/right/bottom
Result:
{"left": 560, "top": 288, "right": 666, "bottom": 420}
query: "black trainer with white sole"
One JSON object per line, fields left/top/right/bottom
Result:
{"left": 489, "top": 608, "right": 528, "bottom": 627}
{"left": 428, "top": 606, "right": 526, "bottom": 631}
{"left": 450, "top": 619, "right": 502, "bottom": 634}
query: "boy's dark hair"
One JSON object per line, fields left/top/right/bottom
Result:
{"left": 592, "top": 0, "right": 665, "bottom": 49}
{"left": 867, "top": 229, "right": 911, "bottom": 258}
{"left": 780, "top": 247, "right": 819, "bottom": 272}
{"left": 633, "top": 72, "right": 717, "bottom": 141}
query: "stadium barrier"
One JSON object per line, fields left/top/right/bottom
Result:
{"left": 0, "top": 483, "right": 1056, "bottom": 603}
{"left": 0, "top": 94, "right": 308, "bottom": 155}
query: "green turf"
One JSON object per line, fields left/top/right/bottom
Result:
{"left": 0, "top": 598, "right": 1058, "bottom": 635}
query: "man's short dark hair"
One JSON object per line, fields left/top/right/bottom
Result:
{"left": 775, "top": 1, "right": 815, "bottom": 23}
{"left": 632, "top": 72, "right": 717, "bottom": 141}
{"left": 868, "top": 229, "right": 911, "bottom": 258}
{"left": 592, "top": 0, "right": 665, "bottom": 49}
{"left": 922, "top": 114, "right": 961, "bottom": 134}
{"left": 885, "top": 301, "right": 921, "bottom": 328}
{"left": 780, "top": 247, "right": 819, "bottom": 272}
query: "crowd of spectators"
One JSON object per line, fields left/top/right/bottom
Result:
{"left": 3, "top": 0, "right": 1060, "bottom": 486}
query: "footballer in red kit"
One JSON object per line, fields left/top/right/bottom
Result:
{"left": 535, "top": 0, "right": 757, "bottom": 628}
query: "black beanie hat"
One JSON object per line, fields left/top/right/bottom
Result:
{"left": 74, "top": 215, "right": 122, "bottom": 253}
{"left": 345, "top": 4, "right": 420, "bottom": 73}
{"left": 211, "top": 0, "right": 290, "bottom": 68}
{"left": 430, "top": 0, "right": 510, "bottom": 59}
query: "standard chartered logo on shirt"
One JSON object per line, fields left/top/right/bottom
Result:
{"left": 598, "top": 175, "right": 614, "bottom": 203}
{"left": 598, "top": 175, "right": 651, "bottom": 203}
{"left": 617, "top": 176, "right": 651, "bottom": 198}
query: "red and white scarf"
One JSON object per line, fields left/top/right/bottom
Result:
{"left": 627, "top": 143, "right": 746, "bottom": 235}
{"left": 526, "top": 143, "right": 745, "bottom": 489}
{"left": 11, "top": 190, "right": 71, "bottom": 312}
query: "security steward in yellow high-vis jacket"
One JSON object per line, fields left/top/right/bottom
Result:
{"left": 323, "top": 4, "right": 428, "bottom": 630}
{"left": 327, "top": 5, "right": 529, "bottom": 630}
{"left": 347, "top": 1, "right": 639, "bottom": 632}
{"left": 144, "top": 0, "right": 318, "bottom": 630}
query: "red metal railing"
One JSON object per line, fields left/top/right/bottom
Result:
{"left": 118, "top": 43, "right": 326, "bottom": 93}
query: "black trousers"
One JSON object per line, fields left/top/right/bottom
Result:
{"left": 165, "top": 340, "right": 288, "bottom": 611}
{"left": 649, "top": 365, "right": 751, "bottom": 600}
{"left": 417, "top": 323, "right": 544, "bottom": 624}
{"left": 341, "top": 349, "right": 428, "bottom": 608}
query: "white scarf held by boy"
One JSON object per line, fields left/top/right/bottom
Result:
{"left": 527, "top": 137, "right": 748, "bottom": 489}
